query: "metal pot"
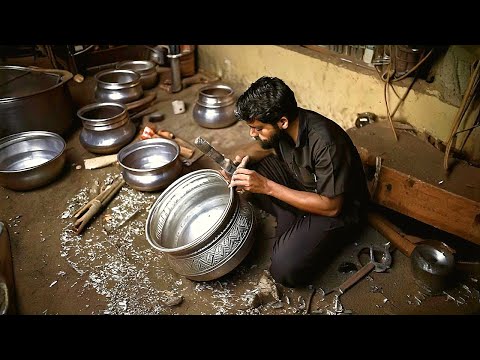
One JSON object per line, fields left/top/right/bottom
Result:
{"left": 0, "top": 131, "right": 66, "bottom": 191}
{"left": 193, "top": 84, "right": 237, "bottom": 128}
{"left": 94, "top": 69, "right": 143, "bottom": 104}
{"left": 0, "top": 66, "right": 74, "bottom": 139}
{"left": 77, "top": 102, "right": 136, "bottom": 154}
{"left": 116, "top": 60, "right": 159, "bottom": 90}
{"left": 146, "top": 169, "right": 256, "bottom": 281}
{"left": 117, "top": 138, "right": 183, "bottom": 192}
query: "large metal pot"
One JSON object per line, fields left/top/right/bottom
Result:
{"left": 146, "top": 169, "right": 256, "bottom": 281}
{"left": 0, "top": 66, "right": 74, "bottom": 139}
{"left": 192, "top": 84, "right": 237, "bottom": 129}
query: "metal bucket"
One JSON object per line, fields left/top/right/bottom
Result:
{"left": 146, "top": 169, "right": 256, "bottom": 281}
{"left": 0, "top": 66, "right": 74, "bottom": 139}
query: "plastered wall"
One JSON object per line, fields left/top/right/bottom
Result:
{"left": 198, "top": 45, "right": 479, "bottom": 161}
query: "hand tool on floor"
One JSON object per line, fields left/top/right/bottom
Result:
{"left": 84, "top": 154, "right": 118, "bottom": 170}
{"left": 323, "top": 243, "right": 392, "bottom": 297}
{"left": 73, "top": 177, "right": 125, "bottom": 234}
{"left": 194, "top": 136, "right": 237, "bottom": 175}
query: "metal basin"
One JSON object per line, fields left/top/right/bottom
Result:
{"left": 146, "top": 169, "right": 256, "bottom": 281}
{"left": 0, "top": 131, "right": 66, "bottom": 191}
{"left": 118, "top": 138, "right": 183, "bottom": 192}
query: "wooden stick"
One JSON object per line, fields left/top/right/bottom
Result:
{"left": 84, "top": 154, "right": 118, "bottom": 170}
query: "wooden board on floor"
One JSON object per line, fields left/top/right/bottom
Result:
{"left": 348, "top": 122, "right": 480, "bottom": 245}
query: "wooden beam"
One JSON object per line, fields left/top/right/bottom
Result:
{"left": 358, "top": 147, "right": 480, "bottom": 245}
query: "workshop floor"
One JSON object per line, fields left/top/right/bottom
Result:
{"left": 2, "top": 59, "right": 480, "bottom": 315}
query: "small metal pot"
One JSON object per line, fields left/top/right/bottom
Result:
{"left": 117, "top": 138, "right": 183, "bottom": 192}
{"left": 77, "top": 102, "right": 136, "bottom": 154}
{"left": 0, "top": 131, "right": 66, "bottom": 191}
{"left": 193, "top": 84, "right": 237, "bottom": 129}
{"left": 116, "top": 60, "right": 158, "bottom": 90}
{"left": 94, "top": 69, "right": 143, "bottom": 104}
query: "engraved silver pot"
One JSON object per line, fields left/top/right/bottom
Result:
{"left": 146, "top": 169, "right": 256, "bottom": 281}
{"left": 192, "top": 84, "right": 237, "bottom": 128}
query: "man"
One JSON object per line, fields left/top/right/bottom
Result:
{"left": 225, "top": 76, "right": 370, "bottom": 288}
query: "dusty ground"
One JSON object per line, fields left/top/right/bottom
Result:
{"left": 1, "top": 56, "right": 480, "bottom": 315}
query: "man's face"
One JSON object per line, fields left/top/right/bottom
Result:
{"left": 247, "top": 120, "right": 282, "bottom": 149}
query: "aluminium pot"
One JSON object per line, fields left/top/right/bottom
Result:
{"left": 94, "top": 69, "right": 143, "bottom": 104}
{"left": 146, "top": 169, "right": 256, "bottom": 281}
{"left": 116, "top": 60, "right": 158, "bottom": 90}
{"left": 77, "top": 102, "right": 136, "bottom": 154}
{"left": 192, "top": 84, "right": 237, "bottom": 129}
{"left": 0, "top": 66, "right": 74, "bottom": 139}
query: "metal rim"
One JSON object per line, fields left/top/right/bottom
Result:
{"left": 117, "top": 138, "right": 180, "bottom": 174}
{"left": 0, "top": 65, "right": 70, "bottom": 103}
{"left": 116, "top": 60, "right": 156, "bottom": 75}
{"left": 94, "top": 69, "right": 141, "bottom": 90}
{"left": 145, "top": 169, "right": 234, "bottom": 254}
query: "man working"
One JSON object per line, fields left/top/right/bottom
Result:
{"left": 225, "top": 76, "right": 370, "bottom": 288}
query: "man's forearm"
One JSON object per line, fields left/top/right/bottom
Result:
{"left": 266, "top": 179, "right": 343, "bottom": 217}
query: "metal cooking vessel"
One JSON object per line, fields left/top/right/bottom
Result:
{"left": 0, "top": 131, "right": 66, "bottom": 191}
{"left": 116, "top": 60, "right": 158, "bottom": 90}
{"left": 94, "top": 69, "right": 143, "bottom": 104}
{"left": 146, "top": 169, "right": 256, "bottom": 281}
{"left": 193, "top": 84, "right": 237, "bottom": 129}
{"left": 117, "top": 138, "right": 183, "bottom": 192}
{"left": 77, "top": 102, "right": 136, "bottom": 154}
{"left": 0, "top": 66, "right": 74, "bottom": 139}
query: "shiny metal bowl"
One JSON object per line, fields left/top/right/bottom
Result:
{"left": 146, "top": 169, "right": 256, "bottom": 281}
{"left": 117, "top": 138, "right": 183, "bottom": 192}
{"left": 0, "top": 131, "right": 66, "bottom": 191}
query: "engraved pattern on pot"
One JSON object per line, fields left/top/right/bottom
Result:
{"left": 167, "top": 202, "right": 253, "bottom": 276}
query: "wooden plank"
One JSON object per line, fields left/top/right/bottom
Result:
{"left": 360, "top": 149, "right": 480, "bottom": 245}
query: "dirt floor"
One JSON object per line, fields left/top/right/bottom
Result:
{"left": 2, "top": 56, "right": 480, "bottom": 315}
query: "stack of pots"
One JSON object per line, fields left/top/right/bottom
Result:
{"left": 77, "top": 102, "right": 136, "bottom": 154}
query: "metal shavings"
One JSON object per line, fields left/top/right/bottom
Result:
{"left": 57, "top": 271, "right": 66, "bottom": 276}
{"left": 59, "top": 177, "right": 167, "bottom": 315}
{"left": 438, "top": 180, "right": 444, "bottom": 185}
{"left": 383, "top": 298, "right": 388, "bottom": 303}
{"left": 471, "top": 277, "right": 478, "bottom": 283}
{"left": 370, "top": 285, "right": 383, "bottom": 293}
{"left": 365, "top": 276, "right": 374, "bottom": 281}
{"left": 49, "top": 280, "right": 58, "bottom": 287}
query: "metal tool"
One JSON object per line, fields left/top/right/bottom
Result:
{"left": 324, "top": 243, "right": 392, "bottom": 297}
{"left": 194, "top": 136, "right": 237, "bottom": 175}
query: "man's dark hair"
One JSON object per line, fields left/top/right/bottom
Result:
{"left": 234, "top": 76, "right": 298, "bottom": 125}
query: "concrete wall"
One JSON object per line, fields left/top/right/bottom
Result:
{"left": 198, "top": 45, "right": 480, "bottom": 162}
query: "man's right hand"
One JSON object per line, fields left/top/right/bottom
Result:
{"left": 220, "top": 155, "right": 245, "bottom": 182}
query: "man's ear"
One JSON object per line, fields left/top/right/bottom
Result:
{"left": 278, "top": 116, "right": 288, "bottom": 129}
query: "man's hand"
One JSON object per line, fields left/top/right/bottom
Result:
{"left": 229, "top": 155, "right": 269, "bottom": 194}
{"left": 220, "top": 155, "right": 244, "bottom": 181}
